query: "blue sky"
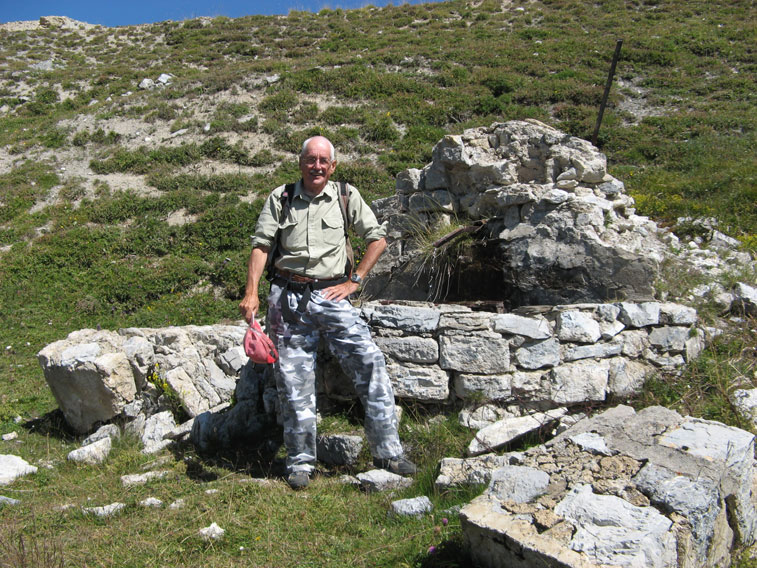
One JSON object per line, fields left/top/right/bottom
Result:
{"left": 1, "top": 0, "right": 441, "bottom": 27}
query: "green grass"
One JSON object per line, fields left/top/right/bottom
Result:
{"left": 0, "top": 411, "right": 476, "bottom": 567}
{"left": 633, "top": 322, "right": 757, "bottom": 430}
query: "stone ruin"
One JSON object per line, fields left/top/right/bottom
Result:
{"left": 36, "top": 298, "right": 704, "bottom": 438}
{"left": 30, "top": 121, "right": 757, "bottom": 566}
{"left": 367, "top": 119, "right": 668, "bottom": 306}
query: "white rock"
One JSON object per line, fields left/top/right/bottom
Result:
{"left": 83, "top": 424, "right": 121, "bottom": 446}
{"left": 555, "top": 484, "right": 676, "bottom": 567}
{"left": 549, "top": 359, "right": 609, "bottom": 405}
{"left": 454, "top": 373, "right": 511, "bottom": 401}
{"left": 439, "top": 334, "right": 510, "bottom": 374}
{"left": 568, "top": 432, "right": 614, "bottom": 456}
{"left": 83, "top": 502, "right": 126, "bottom": 517}
{"left": 390, "top": 496, "right": 433, "bottom": 517}
{"left": 386, "top": 360, "right": 449, "bottom": 402}
{"left": 514, "top": 338, "right": 560, "bottom": 369}
{"left": 199, "top": 522, "right": 225, "bottom": 541}
{"left": 357, "top": 469, "right": 413, "bottom": 493}
{"left": 0, "top": 495, "right": 21, "bottom": 506}
{"left": 0, "top": 454, "right": 38, "bottom": 485}
{"left": 141, "top": 410, "right": 177, "bottom": 453}
{"left": 487, "top": 465, "right": 550, "bottom": 503}
{"left": 617, "top": 302, "right": 660, "bottom": 328}
{"left": 435, "top": 453, "right": 514, "bottom": 489}
{"left": 468, "top": 409, "right": 567, "bottom": 456}
{"left": 121, "top": 470, "right": 170, "bottom": 487}
{"left": 67, "top": 437, "right": 112, "bottom": 465}
{"left": 556, "top": 311, "right": 601, "bottom": 343}
{"left": 493, "top": 313, "right": 551, "bottom": 339}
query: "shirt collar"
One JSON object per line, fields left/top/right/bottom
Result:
{"left": 295, "top": 179, "right": 337, "bottom": 203}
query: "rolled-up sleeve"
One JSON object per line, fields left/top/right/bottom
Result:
{"left": 348, "top": 184, "right": 387, "bottom": 242}
{"left": 251, "top": 187, "right": 283, "bottom": 249}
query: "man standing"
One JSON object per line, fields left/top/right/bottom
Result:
{"left": 239, "top": 136, "right": 416, "bottom": 489}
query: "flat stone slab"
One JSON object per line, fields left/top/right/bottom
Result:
{"left": 390, "top": 496, "right": 433, "bottom": 517}
{"left": 468, "top": 408, "right": 567, "bottom": 456}
{"left": 120, "top": 470, "right": 171, "bottom": 487}
{"left": 460, "top": 405, "right": 757, "bottom": 568}
{"left": 357, "top": 469, "right": 413, "bottom": 493}
{"left": 82, "top": 502, "right": 126, "bottom": 517}
{"left": 67, "top": 437, "right": 112, "bottom": 465}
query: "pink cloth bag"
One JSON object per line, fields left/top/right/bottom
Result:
{"left": 243, "top": 319, "right": 278, "bottom": 364}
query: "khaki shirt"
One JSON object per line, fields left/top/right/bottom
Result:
{"left": 252, "top": 180, "right": 386, "bottom": 279}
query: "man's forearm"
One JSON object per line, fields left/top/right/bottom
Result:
{"left": 239, "top": 246, "right": 269, "bottom": 320}
{"left": 245, "top": 246, "right": 269, "bottom": 296}
{"left": 354, "top": 237, "right": 387, "bottom": 279}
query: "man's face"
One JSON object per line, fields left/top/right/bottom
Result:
{"left": 299, "top": 138, "right": 336, "bottom": 194}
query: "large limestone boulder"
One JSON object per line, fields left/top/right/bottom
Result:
{"left": 38, "top": 324, "right": 249, "bottom": 434}
{"left": 37, "top": 330, "right": 139, "bottom": 434}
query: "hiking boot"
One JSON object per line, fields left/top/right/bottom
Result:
{"left": 287, "top": 471, "right": 310, "bottom": 490}
{"left": 373, "top": 456, "right": 417, "bottom": 476}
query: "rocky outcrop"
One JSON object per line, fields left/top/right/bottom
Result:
{"left": 458, "top": 405, "right": 757, "bottom": 568}
{"left": 189, "top": 362, "right": 276, "bottom": 454}
{"left": 367, "top": 120, "right": 676, "bottom": 306}
{"left": 37, "top": 324, "right": 248, "bottom": 434}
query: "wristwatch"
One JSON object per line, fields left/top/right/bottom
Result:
{"left": 350, "top": 273, "right": 363, "bottom": 285}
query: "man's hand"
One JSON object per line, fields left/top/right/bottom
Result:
{"left": 322, "top": 280, "right": 360, "bottom": 302}
{"left": 239, "top": 294, "right": 259, "bottom": 323}
{"left": 321, "top": 237, "right": 386, "bottom": 303}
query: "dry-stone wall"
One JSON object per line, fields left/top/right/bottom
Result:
{"left": 37, "top": 298, "right": 701, "bottom": 443}
{"left": 357, "top": 299, "right": 703, "bottom": 413}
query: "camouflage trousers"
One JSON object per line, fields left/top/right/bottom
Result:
{"left": 267, "top": 282, "right": 403, "bottom": 474}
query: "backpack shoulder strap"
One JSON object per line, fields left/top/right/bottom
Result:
{"left": 281, "top": 183, "right": 296, "bottom": 216}
{"left": 338, "top": 181, "right": 355, "bottom": 276}
{"left": 338, "top": 181, "right": 350, "bottom": 236}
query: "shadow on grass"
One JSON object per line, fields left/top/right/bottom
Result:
{"left": 170, "top": 423, "right": 287, "bottom": 483}
{"left": 21, "top": 409, "right": 78, "bottom": 442}
{"left": 413, "top": 534, "right": 472, "bottom": 568}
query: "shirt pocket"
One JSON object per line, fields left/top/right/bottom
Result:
{"left": 278, "top": 218, "right": 301, "bottom": 253}
{"left": 320, "top": 211, "right": 345, "bottom": 247}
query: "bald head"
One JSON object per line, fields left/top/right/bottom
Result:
{"left": 301, "top": 136, "right": 335, "bottom": 161}
{"left": 299, "top": 136, "right": 337, "bottom": 195}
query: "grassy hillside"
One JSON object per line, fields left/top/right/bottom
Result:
{"left": 0, "top": 0, "right": 755, "bottom": 565}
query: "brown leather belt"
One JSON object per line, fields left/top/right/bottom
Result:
{"left": 273, "top": 270, "right": 349, "bottom": 324}
{"left": 275, "top": 269, "right": 343, "bottom": 284}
